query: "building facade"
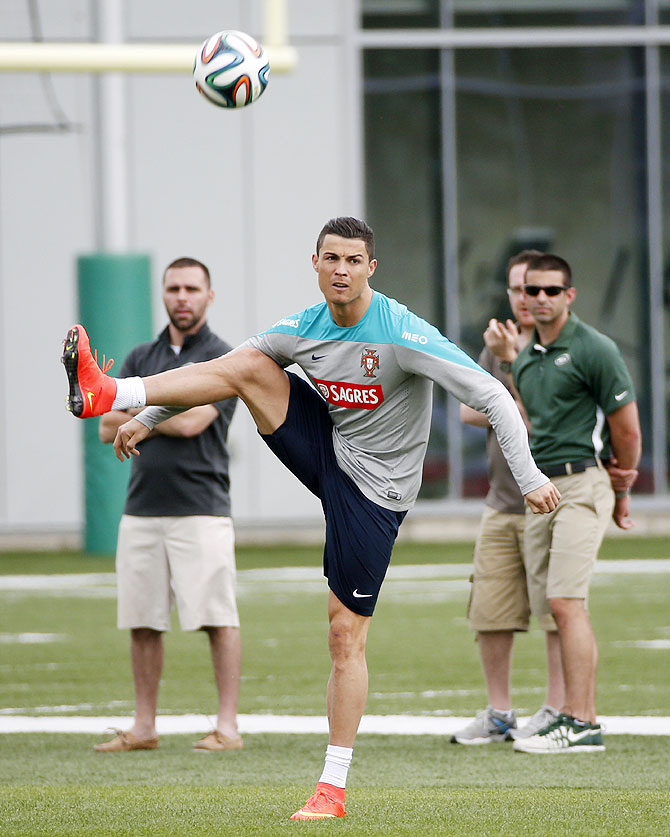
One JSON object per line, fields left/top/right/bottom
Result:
{"left": 0, "top": 0, "right": 668, "bottom": 543}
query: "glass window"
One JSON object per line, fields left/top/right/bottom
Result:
{"left": 454, "top": 45, "right": 649, "bottom": 493}
{"left": 362, "top": 1, "right": 439, "bottom": 29}
{"left": 362, "top": 1, "right": 642, "bottom": 28}
{"left": 454, "top": 1, "right": 641, "bottom": 27}
{"left": 364, "top": 49, "right": 443, "bottom": 325}
{"left": 662, "top": 47, "right": 670, "bottom": 488}
{"left": 364, "top": 43, "right": 652, "bottom": 498}
{"left": 364, "top": 47, "right": 449, "bottom": 499}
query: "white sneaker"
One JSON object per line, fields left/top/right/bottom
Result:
{"left": 450, "top": 707, "right": 516, "bottom": 745}
{"left": 512, "top": 713, "right": 606, "bottom": 754}
{"left": 509, "top": 705, "right": 559, "bottom": 740}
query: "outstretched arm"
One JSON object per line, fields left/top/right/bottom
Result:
{"left": 394, "top": 328, "right": 557, "bottom": 507}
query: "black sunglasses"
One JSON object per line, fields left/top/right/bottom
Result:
{"left": 524, "top": 285, "right": 568, "bottom": 297}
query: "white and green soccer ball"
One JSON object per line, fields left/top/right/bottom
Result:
{"left": 193, "top": 30, "right": 270, "bottom": 109}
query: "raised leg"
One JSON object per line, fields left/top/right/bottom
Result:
{"left": 143, "top": 347, "right": 291, "bottom": 434}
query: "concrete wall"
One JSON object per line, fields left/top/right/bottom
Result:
{"left": 0, "top": 0, "right": 361, "bottom": 538}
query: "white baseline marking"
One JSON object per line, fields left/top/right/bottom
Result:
{"left": 1, "top": 563, "right": 668, "bottom": 736}
{"left": 0, "top": 559, "right": 668, "bottom": 593}
{"left": 1, "top": 714, "right": 669, "bottom": 735}
{"left": 0, "top": 633, "right": 66, "bottom": 644}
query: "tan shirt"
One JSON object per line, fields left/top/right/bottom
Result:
{"left": 477, "top": 346, "right": 526, "bottom": 515}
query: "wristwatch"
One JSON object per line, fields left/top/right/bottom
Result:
{"left": 499, "top": 360, "right": 512, "bottom": 373}
{"left": 615, "top": 489, "right": 630, "bottom": 499}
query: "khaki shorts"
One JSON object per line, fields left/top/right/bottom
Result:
{"left": 467, "top": 506, "right": 531, "bottom": 632}
{"left": 116, "top": 515, "right": 239, "bottom": 632}
{"left": 524, "top": 466, "right": 614, "bottom": 630}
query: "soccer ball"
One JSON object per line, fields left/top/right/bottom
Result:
{"left": 193, "top": 30, "right": 270, "bottom": 108}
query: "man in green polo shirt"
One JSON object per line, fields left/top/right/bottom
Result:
{"left": 486, "top": 252, "right": 641, "bottom": 753}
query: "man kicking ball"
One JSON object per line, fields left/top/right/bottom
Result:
{"left": 62, "top": 216, "right": 559, "bottom": 820}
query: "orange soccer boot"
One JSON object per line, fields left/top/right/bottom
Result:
{"left": 290, "top": 782, "right": 346, "bottom": 820}
{"left": 61, "top": 325, "right": 117, "bottom": 417}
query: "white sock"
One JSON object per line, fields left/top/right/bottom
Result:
{"left": 318, "top": 745, "right": 353, "bottom": 789}
{"left": 111, "top": 377, "right": 146, "bottom": 410}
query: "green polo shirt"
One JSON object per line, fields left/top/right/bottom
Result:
{"left": 512, "top": 313, "right": 635, "bottom": 467}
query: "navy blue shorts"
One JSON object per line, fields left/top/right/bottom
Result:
{"left": 260, "top": 372, "right": 406, "bottom": 616}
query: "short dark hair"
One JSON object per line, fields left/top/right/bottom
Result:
{"left": 506, "top": 249, "right": 544, "bottom": 283}
{"left": 163, "top": 257, "right": 211, "bottom": 287}
{"left": 316, "top": 217, "right": 375, "bottom": 260}
{"left": 525, "top": 253, "right": 572, "bottom": 287}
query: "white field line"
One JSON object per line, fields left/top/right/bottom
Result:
{"left": 1, "top": 713, "right": 669, "bottom": 735}
{"left": 2, "top": 562, "right": 668, "bottom": 736}
{"left": 1, "top": 558, "right": 669, "bottom": 593}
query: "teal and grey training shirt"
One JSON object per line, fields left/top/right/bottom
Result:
{"left": 138, "top": 292, "right": 548, "bottom": 511}
{"left": 241, "top": 292, "right": 547, "bottom": 511}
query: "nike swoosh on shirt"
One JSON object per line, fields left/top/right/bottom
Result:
{"left": 311, "top": 354, "right": 326, "bottom": 361}
{"left": 352, "top": 589, "right": 373, "bottom": 598}
{"left": 614, "top": 390, "right": 628, "bottom": 401}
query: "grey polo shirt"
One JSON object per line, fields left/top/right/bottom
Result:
{"left": 477, "top": 346, "right": 526, "bottom": 515}
{"left": 120, "top": 324, "right": 236, "bottom": 517}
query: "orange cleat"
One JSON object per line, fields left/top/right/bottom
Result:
{"left": 61, "top": 324, "right": 117, "bottom": 418}
{"left": 290, "top": 782, "right": 346, "bottom": 820}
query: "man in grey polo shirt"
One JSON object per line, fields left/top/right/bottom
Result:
{"left": 95, "top": 257, "right": 241, "bottom": 754}
{"left": 486, "top": 252, "right": 641, "bottom": 753}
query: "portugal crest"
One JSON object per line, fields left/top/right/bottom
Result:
{"left": 361, "top": 348, "right": 380, "bottom": 378}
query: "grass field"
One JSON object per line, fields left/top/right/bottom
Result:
{"left": 1, "top": 538, "right": 670, "bottom": 835}
{"left": 1, "top": 734, "right": 669, "bottom": 836}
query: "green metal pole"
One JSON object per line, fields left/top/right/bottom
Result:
{"left": 77, "top": 253, "right": 153, "bottom": 555}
